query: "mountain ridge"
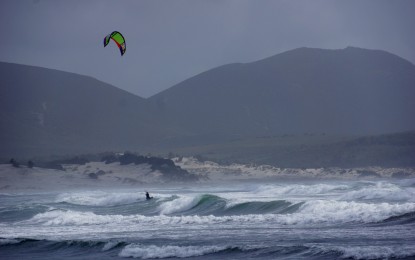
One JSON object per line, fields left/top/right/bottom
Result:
{"left": 0, "top": 61, "right": 172, "bottom": 157}
{"left": 148, "top": 46, "right": 415, "bottom": 137}
{"left": 1, "top": 46, "right": 415, "bottom": 160}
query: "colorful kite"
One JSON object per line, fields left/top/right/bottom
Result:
{"left": 103, "top": 31, "right": 126, "bottom": 56}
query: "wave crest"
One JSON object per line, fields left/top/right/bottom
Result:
{"left": 340, "top": 182, "right": 415, "bottom": 202}
{"left": 22, "top": 200, "right": 415, "bottom": 227}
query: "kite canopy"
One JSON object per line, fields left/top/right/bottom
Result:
{"left": 103, "top": 31, "right": 126, "bottom": 56}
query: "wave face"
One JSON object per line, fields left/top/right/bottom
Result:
{"left": 1, "top": 179, "right": 415, "bottom": 259}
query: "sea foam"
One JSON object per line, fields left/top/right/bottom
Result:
{"left": 254, "top": 183, "right": 349, "bottom": 196}
{"left": 119, "top": 244, "right": 233, "bottom": 259}
{"left": 340, "top": 182, "right": 415, "bottom": 202}
{"left": 55, "top": 191, "right": 142, "bottom": 206}
{"left": 0, "top": 238, "right": 23, "bottom": 246}
{"left": 331, "top": 245, "right": 415, "bottom": 260}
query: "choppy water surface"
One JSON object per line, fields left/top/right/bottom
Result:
{"left": 1, "top": 179, "right": 415, "bottom": 259}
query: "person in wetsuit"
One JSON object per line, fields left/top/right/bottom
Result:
{"left": 145, "top": 191, "right": 153, "bottom": 200}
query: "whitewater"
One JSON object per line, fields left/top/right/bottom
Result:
{"left": 1, "top": 177, "right": 415, "bottom": 259}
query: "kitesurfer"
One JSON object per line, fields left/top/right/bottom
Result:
{"left": 145, "top": 191, "right": 153, "bottom": 200}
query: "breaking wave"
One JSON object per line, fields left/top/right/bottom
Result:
{"left": 340, "top": 182, "right": 415, "bottom": 202}
{"left": 20, "top": 199, "right": 415, "bottom": 227}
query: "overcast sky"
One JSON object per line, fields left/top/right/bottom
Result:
{"left": 0, "top": 0, "right": 414, "bottom": 98}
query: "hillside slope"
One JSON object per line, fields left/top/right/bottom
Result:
{"left": 149, "top": 47, "right": 415, "bottom": 139}
{"left": 0, "top": 62, "right": 171, "bottom": 157}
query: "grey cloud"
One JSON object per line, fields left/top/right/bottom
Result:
{"left": 0, "top": 0, "right": 414, "bottom": 97}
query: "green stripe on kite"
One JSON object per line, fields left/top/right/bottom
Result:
{"left": 103, "top": 31, "right": 126, "bottom": 56}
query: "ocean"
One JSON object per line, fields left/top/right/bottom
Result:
{"left": 1, "top": 179, "right": 415, "bottom": 259}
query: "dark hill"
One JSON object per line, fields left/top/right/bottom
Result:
{"left": 0, "top": 62, "right": 172, "bottom": 157}
{"left": 2, "top": 47, "right": 415, "bottom": 163}
{"left": 149, "top": 47, "right": 415, "bottom": 140}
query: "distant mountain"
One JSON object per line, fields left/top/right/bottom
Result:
{"left": 0, "top": 62, "right": 173, "bottom": 158}
{"left": 2, "top": 46, "right": 415, "bottom": 161}
{"left": 149, "top": 47, "right": 415, "bottom": 138}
